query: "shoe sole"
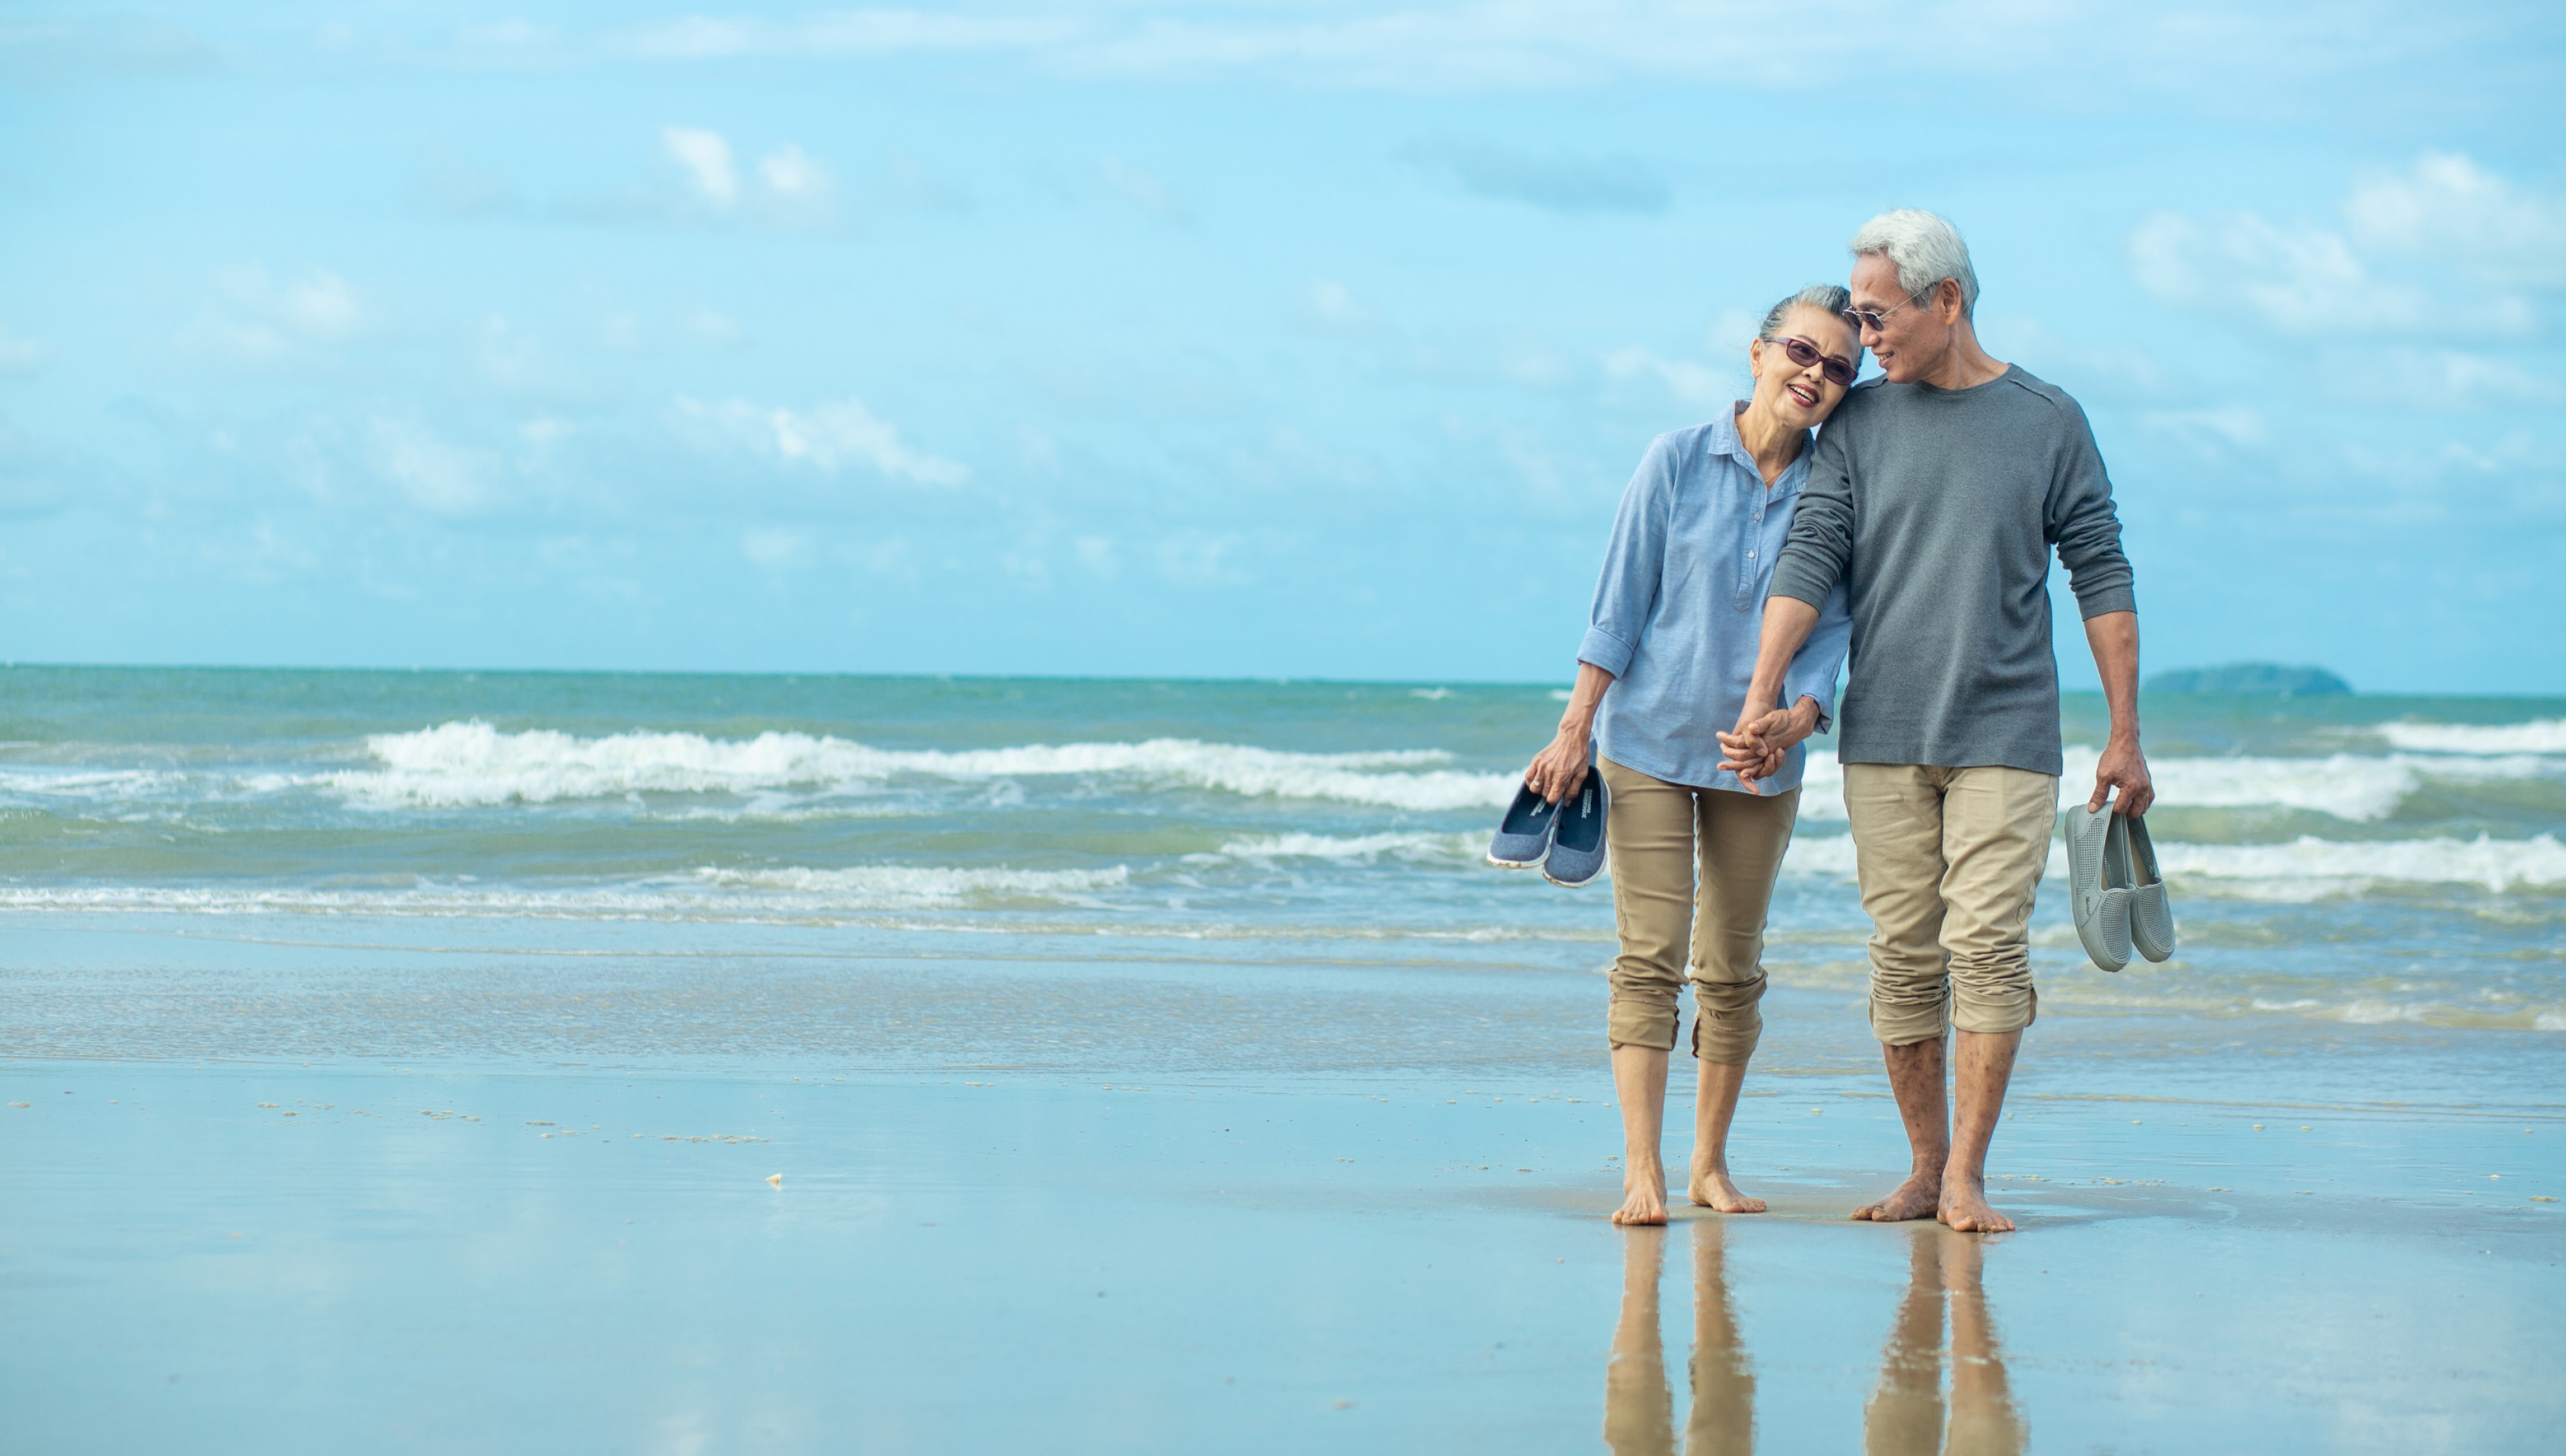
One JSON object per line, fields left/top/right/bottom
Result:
{"left": 2063, "top": 803, "right": 2133, "bottom": 971}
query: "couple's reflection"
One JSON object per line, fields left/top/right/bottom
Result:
{"left": 1604, "top": 1222, "right": 2024, "bottom": 1455}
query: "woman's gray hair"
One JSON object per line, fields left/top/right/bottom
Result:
{"left": 1756, "top": 283, "right": 1854, "bottom": 341}
{"left": 1848, "top": 209, "right": 1979, "bottom": 318}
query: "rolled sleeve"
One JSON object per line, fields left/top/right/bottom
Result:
{"left": 1581, "top": 438, "right": 1675, "bottom": 675}
{"left": 2046, "top": 397, "right": 2137, "bottom": 619}
{"left": 1780, "top": 578, "right": 1852, "bottom": 732}
{"left": 1577, "top": 624, "right": 1637, "bottom": 677}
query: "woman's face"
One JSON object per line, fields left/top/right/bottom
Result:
{"left": 1748, "top": 306, "right": 1861, "bottom": 431}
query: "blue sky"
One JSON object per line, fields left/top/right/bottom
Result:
{"left": 3, "top": 1, "right": 2562, "bottom": 690}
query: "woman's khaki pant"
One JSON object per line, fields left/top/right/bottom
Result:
{"left": 1599, "top": 756, "right": 1800, "bottom": 1063}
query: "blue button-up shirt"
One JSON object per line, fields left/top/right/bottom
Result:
{"left": 1576, "top": 408, "right": 1854, "bottom": 796}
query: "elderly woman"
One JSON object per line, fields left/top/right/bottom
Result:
{"left": 1524, "top": 285, "right": 1859, "bottom": 1225}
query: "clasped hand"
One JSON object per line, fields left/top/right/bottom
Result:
{"left": 1717, "top": 697, "right": 1816, "bottom": 793}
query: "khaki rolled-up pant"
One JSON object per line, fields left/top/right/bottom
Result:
{"left": 1599, "top": 756, "right": 1800, "bottom": 1063}
{"left": 1841, "top": 763, "right": 2058, "bottom": 1046}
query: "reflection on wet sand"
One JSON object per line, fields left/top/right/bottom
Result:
{"left": 1605, "top": 1222, "right": 2023, "bottom": 1455}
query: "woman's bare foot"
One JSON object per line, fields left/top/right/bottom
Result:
{"left": 1687, "top": 1163, "right": 1767, "bottom": 1214}
{"left": 1850, "top": 1172, "right": 1942, "bottom": 1222}
{"left": 1612, "top": 1161, "right": 1671, "bottom": 1224}
{"left": 1938, "top": 1175, "right": 2015, "bottom": 1233}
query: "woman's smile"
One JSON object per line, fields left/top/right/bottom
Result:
{"left": 1785, "top": 381, "right": 1820, "bottom": 408}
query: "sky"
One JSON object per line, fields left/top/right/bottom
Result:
{"left": 2, "top": 1, "right": 2562, "bottom": 691}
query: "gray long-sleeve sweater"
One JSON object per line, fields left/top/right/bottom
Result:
{"left": 1766, "top": 365, "right": 2135, "bottom": 777}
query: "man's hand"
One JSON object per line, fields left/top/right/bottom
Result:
{"left": 1718, "top": 697, "right": 1820, "bottom": 793}
{"left": 2089, "top": 734, "right": 2153, "bottom": 815}
{"left": 2081, "top": 610, "right": 2149, "bottom": 815}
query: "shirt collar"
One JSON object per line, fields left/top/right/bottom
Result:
{"left": 1716, "top": 401, "right": 1814, "bottom": 481}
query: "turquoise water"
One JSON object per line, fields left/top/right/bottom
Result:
{"left": 6, "top": 666, "right": 2563, "bottom": 1453}
{"left": 5, "top": 666, "right": 2562, "bottom": 1037}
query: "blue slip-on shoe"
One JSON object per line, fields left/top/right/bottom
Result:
{"left": 2063, "top": 798, "right": 2133, "bottom": 972}
{"left": 1541, "top": 755, "right": 1610, "bottom": 887}
{"left": 1488, "top": 779, "right": 1561, "bottom": 868}
{"left": 2124, "top": 812, "right": 2178, "bottom": 962}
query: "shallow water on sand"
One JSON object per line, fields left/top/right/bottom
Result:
{"left": 5, "top": 668, "right": 2563, "bottom": 1450}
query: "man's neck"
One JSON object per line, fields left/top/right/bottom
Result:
{"left": 1917, "top": 324, "right": 2008, "bottom": 391}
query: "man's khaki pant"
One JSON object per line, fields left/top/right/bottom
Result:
{"left": 1599, "top": 756, "right": 1800, "bottom": 1063}
{"left": 1842, "top": 763, "right": 2057, "bottom": 1046}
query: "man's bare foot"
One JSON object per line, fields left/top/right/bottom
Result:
{"left": 1612, "top": 1163, "right": 1670, "bottom": 1224}
{"left": 1850, "top": 1173, "right": 1942, "bottom": 1222}
{"left": 1687, "top": 1165, "right": 1767, "bottom": 1214}
{"left": 1938, "top": 1176, "right": 2015, "bottom": 1233}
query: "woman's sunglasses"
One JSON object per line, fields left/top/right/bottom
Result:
{"left": 1775, "top": 335, "right": 1858, "bottom": 387}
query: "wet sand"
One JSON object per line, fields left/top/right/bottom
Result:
{"left": 3, "top": 915, "right": 2562, "bottom": 1452}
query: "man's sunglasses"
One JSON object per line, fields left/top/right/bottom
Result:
{"left": 1775, "top": 335, "right": 1858, "bottom": 387}
{"left": 1841, "top": 294, "right": 1926, "bottom": 334}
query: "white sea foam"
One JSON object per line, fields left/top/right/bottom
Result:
{"left": 1780, "top": 832, "right": 1861, "bottom": 878}
{"left": 1780, "top": 829, "right": 2566, "bottom": 896}
{"left": 693, "top": 864, "right": 1129, "bottom": 909}
{"left": 2151, "top": 833, "right": 2566, "bottom": 895}
{"left": 1802, "top": 747, "right": 2551, "bottom": 824}
{"left": 0, "top": 863, "right": 1135, "bottom": 917}
{"left": 331, "top": 722, "right": 1514, "bottom": 812}
{"left": 1219, "top": 831, "right": 1483, "bottom": 862}
{"left": 2059, "top": 747, "right": 2550, "bottom": 821}
{"left": 2376, "top": 718, "right": 2566, "bottom": 755}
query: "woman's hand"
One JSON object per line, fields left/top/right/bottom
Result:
{"left": 1716, "top": 697, "right": 1821, "bottom": 791}
{"left": 1529, "top": 661, "right": 1615, "bottom": 803}
{"left": 1525, "top": 727, "right": 1592, "bottom": 805}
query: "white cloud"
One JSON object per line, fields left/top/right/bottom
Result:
{"left": 1153, "top": 532, "right": 1246, "bottom": 587}
{"left": 1099, "top": 156, "right": 1180, "bottom": 220}
{"left": 2325, "top": 348, "right": 2565, "bottom": 412}
{"left": 2144, "top": 406, "right": 2268, "bottom": 452}
{"left": 179, "top": 267, "right": 370, "bottom": 362}
{"left": 616, "top": 12, "right": 1074, "bottom": 61}
{"left": 370, "top": 418, "right": 497, "bottom": 515}
{"left": 2130, "top": 152, "right": 2553, "bottom": 336}
{"left": 0, "top": 326, "right": 43, "bottom": 372}
{"left": 678, "top": 396, "right": 967, "bottom": 485}
{"left": 662, "top": 125, "right": 737, "bottom": 207}
{"left": 757, "top": 144, "right": 825, "bottom": 198}
{"left": 1073, "top": 535, "right": 1121, "bottom": 581}
{"left": 2347, "top": 151, "right": 2566, "bottom": 291}
{"left": 2128, "top": 212, "right": 2434, "bottom": 334}
{"left": 1305, "top": 280, "right": 1373, "bottom": 331}
{"left": 1603, "top": 345, "right": 1730, "bottom": 406}
{"left": 281, "top": 272, "right": 361, "bottom": 336}
{"left": 741, "top": 527, "right": 814, "bottom": 571}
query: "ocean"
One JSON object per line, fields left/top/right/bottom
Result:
{"left": 8, "top": 664, "right": 2563, "bottom": 1452}
{"left": 6, "top": 664, "right": 2560, "bottom": 1052}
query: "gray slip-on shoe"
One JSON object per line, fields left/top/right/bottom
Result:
{"left": 2124, "top": 813, "right": 2177, "bottom": 962}
{"left": 1488, "top": 779, "right": 1561, "bottom": 867}
{"left": 2063, "top": 799, "right": 2133, "bottom": 972}
{"left": 1541, "top": 756, "right": 1610, "bottom": 887}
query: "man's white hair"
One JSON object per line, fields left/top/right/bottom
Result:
{"left": 1849, "top": 209, "right": 1979, "bottom": 318}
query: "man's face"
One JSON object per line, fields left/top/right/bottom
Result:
{"left": 1849, "top": 253, "right": 1956, "bottom": 385}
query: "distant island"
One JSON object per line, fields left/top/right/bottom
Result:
{"left": 2144, "top": 662, "right": 2352, "bottom": 695}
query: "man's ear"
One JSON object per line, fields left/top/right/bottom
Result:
{"left": 1936, "top": 278, "right": 1965, "bottom": 323}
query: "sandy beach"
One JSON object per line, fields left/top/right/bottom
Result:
{"left": 6, "top": 910, "right": 2560, "bottom": 1452}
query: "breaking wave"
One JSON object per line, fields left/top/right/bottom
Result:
{"left": 2375, "top": 718, "right": 2566, "bottom": 756}
{"left": 1780, "top": 830, "right": 2566, "bottom": 896}
{"left": 327, "top": 721, "right": 1515, "bottom": 812}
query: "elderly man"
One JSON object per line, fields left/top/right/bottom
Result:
{"left": 1720, "top": 210, "right": 2153, "bottom": 1233}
